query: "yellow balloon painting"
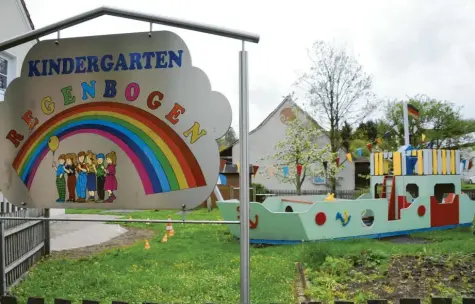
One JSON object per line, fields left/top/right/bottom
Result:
{"left": 48, "top": 136, "right": 59, "bottom": 153}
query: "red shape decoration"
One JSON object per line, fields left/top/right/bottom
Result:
{"left": 296, "top": 164, "right": 303, "bottom": 176}
{"left": 315, "top": 212, "right": 326, "bottom": 226}
{"left": 252, "top": 165, "right": 259, "bottom": 177}
{"left": 417, "top": 205, "right": 426, "bottom": 217}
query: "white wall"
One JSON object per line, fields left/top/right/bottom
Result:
{"left": 232, "top": 99, "right": 355, "bottom": 191}
{"left": 0, "top": 0, "right": 35, "bottom": 101}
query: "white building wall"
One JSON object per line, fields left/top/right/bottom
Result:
{"left": 232, "top": 100, "right": 355, "bottom": 191}
{"left": 0, "top": 0, "right": 36, "bottom": 101}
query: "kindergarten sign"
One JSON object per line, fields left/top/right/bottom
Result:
{"left": 0, "top": 30, "right": 232, "bottom": 210}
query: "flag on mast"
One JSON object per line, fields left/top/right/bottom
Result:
{"left": 407, "top": 104, "right": 420, "bottom": 119}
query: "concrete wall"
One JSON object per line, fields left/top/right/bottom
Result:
{"left": 232, "top": 99, "right": 355, "bottom": 191}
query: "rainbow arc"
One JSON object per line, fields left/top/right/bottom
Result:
{"left": 12, "top": 102, "right": 207, "bottom": 195}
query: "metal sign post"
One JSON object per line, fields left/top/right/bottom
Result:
{"left": 0, "top": 6, "right": 259, "bottom": 303}
{"left": 239, "top": 41, "right": 250, "bottom": 304}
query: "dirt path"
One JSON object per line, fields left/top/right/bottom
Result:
{"left": 50, "top": 227, "right": 156, "bottom": 259}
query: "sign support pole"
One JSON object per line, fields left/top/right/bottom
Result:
{"left": 239, "top": 40, "right": 250, "bottom": 304}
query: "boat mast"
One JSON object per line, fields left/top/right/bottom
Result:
{"left": 403, "top": 101, "right": 410, "bottom": 146}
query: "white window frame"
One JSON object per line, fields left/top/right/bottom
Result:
{"left": 0, "top": 52, "right": 17, "bottom": 102}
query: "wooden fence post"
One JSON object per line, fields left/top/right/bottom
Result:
{"left": 0, "top": 220, "right": 6, "bottom": 295}
{"left": 43, "top": 209, "right": 51, "bottom": 255}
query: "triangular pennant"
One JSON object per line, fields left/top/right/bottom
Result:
{"left": 421, "top": 133, "right": 426, "bottom": 143}
{"left": 356, "top": 148, "right": 363, "bottom": 157}
{"left": 296, "top": 164, "right": 303, "bottom": 176}
{"left": 335, "top": 157, "right": 340, "bottom": 167}
{"left": 252, "top": 165, "right": 259, "bottom": 177}
{"left": 366, "top": 143, "right": 373, "bottom": 153}
{"left": 393, "top": 125, "right": 399, "bottom": 133}
{"left": 469, "top": 159, "right": 473, "bottom": 170}
{"left": 283, "top": 166, "right": 289, "bottom": 177}
{"left": 236, "top": 163, "right": 240, "bottom": 172}
{"left": 383, "top": 131, "right": 391, "bottom": 139}
{"left": 376, "top": 138, "right": 382, "bottom": 145}
{"left": 346, "top": 153, "right": 353, "bottom": 163}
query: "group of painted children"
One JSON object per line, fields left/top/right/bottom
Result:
{"left": 52, "top": 151, "right": 118, "bottom": 203}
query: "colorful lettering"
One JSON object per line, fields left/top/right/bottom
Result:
{"left": 183, "top": 122, "right": 207, "bottom": 144}
{"left": 147, "top": 91, "right": 164, "bottom": 110}
{"left": 103, "top": 80, "right": 117, "bottom": 98}
{"left": 165, "top": 103, "right": 185, "bottom": 125}
{"left": 41, "top": 96, "right": 55, "bottom": 115}
{"left": 21, "top": 110, "right": 38, "bottom": 130}
{"left": 125, "top": 83, "right": 140, "bottom": 102}
{"left": 81, "top": 80, "right": 96, "bottom": 100}
{"left": 61, "top": 85, "right": 75, "bottom": 106}
{"left": 6, "top": 130, "right": 24, "bottom": 148}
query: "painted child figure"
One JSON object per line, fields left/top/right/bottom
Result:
{"left": 86, "top": 151, "right": 97, "bottom": 201}
{"left": 52, "top": 154, "right": 66, "bottom": 202}
{"left": 104, "top": 151, "right": 118, "bottom": 203}
{"left": 76, "top": 151, "right": 88, "bottom": 202}
{"left": 64, "top": 153, "right": 77, "bottom": 202}
{"left": 96, "top": 153, "right": 106, "bottom": 202}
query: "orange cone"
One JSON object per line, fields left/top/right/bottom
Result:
{"left": 161, "top": 233, "right": 168, "bottom": 243}
{"left": 166, "top": 215, "right": 175, "bottom": 237}
{"left": 144, "top": 240, "right": 151, "bottom": 249}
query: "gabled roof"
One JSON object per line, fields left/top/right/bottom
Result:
{"left": 222, "top": 95, "right": 327, "bottom": 153}
{"left": 19, "top": 0, "right": 35, "bottom": 30}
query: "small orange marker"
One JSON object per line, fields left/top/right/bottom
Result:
{"left": 144, "top": 240, "right": 151, "bottom": 249}
{"left": 161, "top": 233, "right": 168, "bottom": 243}
{"left": 166, "top": 215, "right": 175, "bottom": 237}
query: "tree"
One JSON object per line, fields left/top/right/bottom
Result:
{"left": 217, "top": 127, "right": 238, "bottom": 151}
{"left": 340, "top": 121, "right": 352, "bottom": 151}
{"left": 353, "top": 120, "right": 378, "bottom": 142}
{"left": 259, "top": 107, "right": 339, "bottom": 195}
{"left": 296, "top": 40, "right": 377, "bottom": 191}
{"left": 384, "top": 96, "right": 474, "bottom": 149}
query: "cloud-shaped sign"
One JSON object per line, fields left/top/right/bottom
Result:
{"left": 0, "top": 30, "right": 232, "bottom": 210}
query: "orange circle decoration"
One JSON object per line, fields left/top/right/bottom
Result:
{"left": 417, "top": 205, "right": 426, "bottom": 217}
{"left": 315, "top": 212, "right": 326, "bottom": 226}
{"left": 280, "top": 107, "right": 296, "bottom": 124}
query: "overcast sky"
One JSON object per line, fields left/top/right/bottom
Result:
{"left": 24, "top": 0, "right": 475, "bottom": 132}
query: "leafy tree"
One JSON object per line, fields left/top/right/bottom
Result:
{"left": 296, "top": 40, "right": 377, "bottom": 191}
{"left": 217, "top": 127, "right": 238, "bottom": 151}
{"left": 259, "top": 107, "right": 339, "bottom": 195}
{"left": 354, "top": 120, "right": 378, "bottom": 142}
{"left": 340, "top": 121, "right": 352, "bottom": 151}
{"left": 384, "top": 96, "right": 474, "bottom": 149}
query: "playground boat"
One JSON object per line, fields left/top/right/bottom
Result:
{"left": 216, "top": 147, "right": 475, "bottom": 244}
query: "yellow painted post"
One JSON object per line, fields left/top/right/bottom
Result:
{"left": 441, "top": 150, "right": 447, "bottom": 174}
{"left": 432, "top": 149, "right": 437, "bottom": 174}
{"left": 417, "top": 150, "right": 423, "bottom": 175}
{"left": 450, "top": 150, "right": 456, "bottom": 174}
{"left": 393, "top": 152, "right": 402, "bottom": 175}
{"left": 379, "top": 152, "right": 384, "bottom": 175}
{"left": 373, "top": 152, "right": 380, "bottom": 175}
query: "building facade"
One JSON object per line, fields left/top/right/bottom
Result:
{"left": 225, "top": 96, "right": 355, "bottom": 191}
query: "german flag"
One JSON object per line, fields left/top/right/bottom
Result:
{"left": 407, "top": 104, "right": 419, "bottom": 119}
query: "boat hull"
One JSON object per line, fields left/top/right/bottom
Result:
{"left": 216, "top": 194, "right": 475, "bottom": 244}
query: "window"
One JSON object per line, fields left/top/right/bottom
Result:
{"left": 0, "top": 56, "right": 7, "bottom": 91}
{"left": 406, "top": 183, "right": 419, "bottom": 200}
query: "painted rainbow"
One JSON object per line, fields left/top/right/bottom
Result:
{"left": 12, "top": 102, "right": 207, "bottom": 195}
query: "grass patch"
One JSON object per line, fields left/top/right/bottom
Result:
{"left": 12, "top": 209, "right": 299, "bottom": 304}
{"left": 11, "top": 208, "right": 475, "bottom": 303}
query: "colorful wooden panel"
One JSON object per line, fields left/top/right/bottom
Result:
{"left": 441, "top": 150, "right": 446, "bottom": 174}
{"left": 423, "top": 149, "right": 431, "bottom": 175}
{"left": 374, "top": 153, "right": 379, "bottom": 175}
{"left": 417, "top": 150, "right": 423, "bottom": 175}
{"left": 393, "top": 152, "right": 402, "bottom": 175}
{"left": 450, "top": 150, "right": 456, "bottom": 174}
{"left": 370, "top": 152, "right": 375, "bottom": 175}
{"left": 378, "top": 152, "right": 384, "bottom": 175}
{"left": 455, "top": 150, "right": 461, "bottom": 174}
{"left": 432, "top": 149, "right": 437, "bottom": 174}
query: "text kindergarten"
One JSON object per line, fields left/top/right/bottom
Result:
{"left": 5, "top": 79, "right": 207, "bottom": 149}
{"left": 28, "top": 50, "right": 184, "bottom": 77}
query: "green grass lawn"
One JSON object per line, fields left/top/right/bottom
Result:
{"left": 11, "top": 208, "right": 475, "bottom": 304}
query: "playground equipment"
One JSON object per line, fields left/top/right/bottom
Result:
{"left": 217, "top": 146, "right": 475, "bottom": 244}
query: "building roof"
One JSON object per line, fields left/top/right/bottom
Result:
{"left": 19, "top": 0, "right": 35, "bottom": 30}
{"left": 220, "top": 94, "right": 344, "bottom": 154}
